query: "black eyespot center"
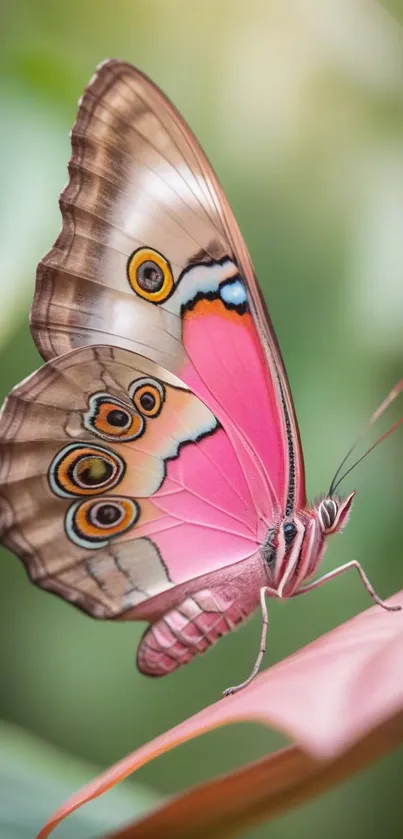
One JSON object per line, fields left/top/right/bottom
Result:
{"left": 106, "top": 408, "right": 130, "bottom": 428}
{"left": 90, "top": 503, "right": 122, "bottom": 527}
{"left": 137, "top": 260, "right": 164, "bottom": 292}
{"left": 140, "top": 392, "right": 156, "bottom": 411}
{"left": 74, "top": 456, "right": 114, "bottom": 487}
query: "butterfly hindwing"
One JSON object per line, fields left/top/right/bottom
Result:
{"left": 0, "top": 345, "right": 260, "bottom": 619}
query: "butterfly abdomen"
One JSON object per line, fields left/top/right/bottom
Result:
{"left": 137, "top": 588, "right": 257, "bottom": 677}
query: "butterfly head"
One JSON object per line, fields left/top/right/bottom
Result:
{"left": 263, "top": 491, "right": 355, "bottom": 597}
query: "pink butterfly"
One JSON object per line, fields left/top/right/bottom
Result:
{"left": 0, "top": 60, "right": 401, "bottom": 695}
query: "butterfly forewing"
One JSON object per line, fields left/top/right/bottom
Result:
{"left": 31, "top": 59, "right": 305, "bottom": 514}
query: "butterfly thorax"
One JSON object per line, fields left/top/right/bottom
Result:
{"left": 262, "top": 492, "right": 355, "bottom": 598}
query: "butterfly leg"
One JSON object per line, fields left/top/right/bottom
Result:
{"left": 294, "top": 560, "right": 401, "bottom": 611}
{"left": 223, "top": 585, "right": 278, "bottom": 697}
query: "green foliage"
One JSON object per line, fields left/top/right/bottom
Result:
{"left": 0, "top": 722, "right": 159, "bottom": 839}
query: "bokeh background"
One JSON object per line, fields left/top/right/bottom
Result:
{"left": 0, "top": 1, "right": 402, "bottom": 837}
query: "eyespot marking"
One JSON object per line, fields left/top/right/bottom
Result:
{"left": 49, "top": 443, "right": 125, "bottom": 498}
{"left": 129, "top": 377, "right": 165, "bottom": 418}
{"left": 65, "top": 496, "right": 139, "bottom": 549}
{"left": 127, "top": 247, "right": 174, "bottom": 303}
{"left": 84, "top": 393, "right": 144, "bottom": 441}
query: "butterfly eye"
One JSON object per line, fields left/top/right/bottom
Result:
{"left": 127, "top": 247, "right": 174, "bottom": 302}
{"left": 49, "top": 443, "right": 125, "bottom": 498}
{"left": 318, "top": 498, "right": 338, "bottom": 532}
{"left": 283, "top": 521, "right": 297, "bottom": 545}
{"left": 129, "top": 377, "right": 165, "bottom": 418}
{"left": 66, "top": 496, "right": 139, "bottom": 549}
{"left": 84, "top": 393, "right": 144, "bottom": 441}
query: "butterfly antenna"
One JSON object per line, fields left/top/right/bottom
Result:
{"left": 329, "top": 377, "right": 403, "bottom": 495}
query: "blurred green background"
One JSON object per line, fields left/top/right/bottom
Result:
{"left": 0, "top": 1, "right": 402, "bottom": 837}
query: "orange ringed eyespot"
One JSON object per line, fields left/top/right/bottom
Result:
{"left": 65, "top": 496, "right": 139, "bottom": 549}
{"left": 84, "top": 393, "right": 144, "bottom": 441}
{"left": 49, "top": 443, "right": 125, "bottom": 498}
{"left": 129, "top": 377, "right": 165, "bottom": 418}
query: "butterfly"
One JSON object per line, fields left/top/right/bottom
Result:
{"left": 0, "top": 60, "right": 401, "bottom": 695}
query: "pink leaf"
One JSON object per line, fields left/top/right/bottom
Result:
{"left": 104, "top": 718, "right": 403, "bottom": 839}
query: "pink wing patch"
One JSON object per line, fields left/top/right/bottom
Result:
{"left": 159, "top": 257, "right": 305, "bottom": 519}
{"left": 181, "top": 296, "right": 288, "bottom": 523}
{"left": 127, "top": 428, "right": 260, "bottom": 584}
